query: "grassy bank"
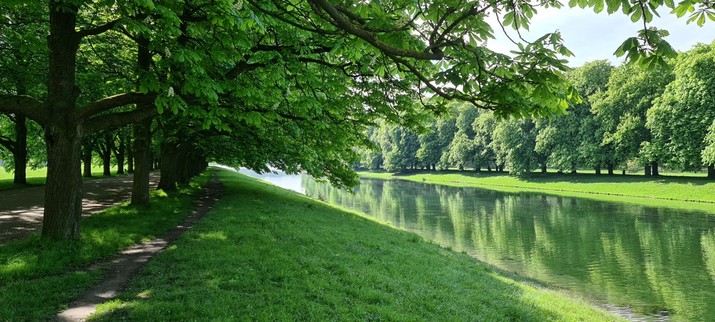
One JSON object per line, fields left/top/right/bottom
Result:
{"left": 91, "top": 170, "right": 620, "bottom": 321}
{"left": 359, "top": 171, "right": 715, "bottom": 211}
{"left": 0, "top": 174, "right": 206, "bottom": 321}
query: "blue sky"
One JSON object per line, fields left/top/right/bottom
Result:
{"left": 486, "top": 7, "right": 715, "bottom": 67}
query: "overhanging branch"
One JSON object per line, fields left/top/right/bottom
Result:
{"left": 81, "top": 104, "right": 158, "bottom": 135}
{"left": 76, "top": 18, "right": 122, "bottom": 38}
{"left": 0, "top": 95, "right": 46, "bottom": 124}
{"left": 308, "top": 0, "right": 443, "bottom": 60}
{"left": 75, "top": 93, "right": 156, "bottom": 119}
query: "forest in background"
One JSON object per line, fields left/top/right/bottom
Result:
{"left": 356, "top": 41, "right": 715, "bottom": 177}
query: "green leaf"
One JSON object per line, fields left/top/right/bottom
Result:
{"left": 630, "top": 7, "right": 643, "bottom": 22}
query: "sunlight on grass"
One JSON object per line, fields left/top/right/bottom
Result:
{"left": 359, "top": 171, "right": 715, "bottom": 212}
{"left": 91, "top": 170, "right": 621, "bottom": 321}
{"left": 0, "top": 171, "right": 211, "bottom": 321}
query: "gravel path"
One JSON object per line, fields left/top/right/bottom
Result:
{"left": 0, "top": 172, "right": 159, "bottom": 244}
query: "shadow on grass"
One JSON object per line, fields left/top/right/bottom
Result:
{"left": 0, "top": 180, "right": 202, "bottom": 322}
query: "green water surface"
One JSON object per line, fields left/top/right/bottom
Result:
{"left": 301, "top": 177, "right": 715, "bottom": 321}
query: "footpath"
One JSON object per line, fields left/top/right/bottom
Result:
{"left": 0, "top": 173, "right": 159, "bottom": 244}
{"left": 55, "top": 175, "right": 224, "bottom": 321}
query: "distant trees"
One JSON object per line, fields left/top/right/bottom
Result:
{"left": 358, "top": 43, "right": 715, "bottom": 176}
{"left": 647, "top": 43, "right": 715, "bottom": 177}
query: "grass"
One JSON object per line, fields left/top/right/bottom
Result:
{"left": 0, "top": 166, "right": 121, "bottom": 191}
{"left": 0, "top": 173, "right": 207, "bottom": 321}
{"left": 358, "top": 170, "right": 715, "bottom": 211}
{"left": 91, "top": 170, "right": 621, "bottom": 321}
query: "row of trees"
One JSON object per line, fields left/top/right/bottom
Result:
{"left": 358, "top": 42, "right": 715, "bottom": 177}
{"left": 1, "top": 1, "right": 713, "bottom": 241}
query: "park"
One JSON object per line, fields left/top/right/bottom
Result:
{"left": 2, "top": 0, "right": 715, "bottom": 321}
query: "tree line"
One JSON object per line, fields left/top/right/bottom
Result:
{"left": 0, "top": 1, "right": 713, "bottom": 241}
{"left": 356, "top": 42, "right": 715, "bottom": 177}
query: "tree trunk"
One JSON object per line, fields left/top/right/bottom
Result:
{"left": 100, "top": 133, "right": 113, "bottom": 176}
{"left": 127, "top": 140, "right": 134, "bottom": 174}
{"left": 594, "top": 166, "right": 601, "bottom": 175}
{"left": 82, "top": 143, "right": 92, "bottom": 177}
{"left": 114, "top": 130, "right": 125, "bottom": 175}
{"left": 13, "top": 114, "right": 28, "bottom": 185}
{"left": 651, "top": 161, "right": 659, "bottom": 177}
{"left": 131, "top": 118, "right": 152, "bottom": 206}
{"left": 541, "top": 164, "right": 547, "bottom": 174}
{"left": 41, "top": 2, "right": 83, "bottom": 240}
{"left": 42, "top": 126, "right": 83, "bottom": 240}
{"left": 709, "top": 165, "right": 715, "bottom": 179}
{"left": 644, "top": 165, "right": 651, "bottom": 176}
{"left": 607, "top": 163, "right": 614, "bottom": 175}
{"left": 158, "top": 141, "right": 183, "bottom": 191}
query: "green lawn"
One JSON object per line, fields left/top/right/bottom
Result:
{"left": 0, "top": 166, "right": 121, "bottom": 191}
{"left": 91, "top": 170, "right": 621, "bottom": 321}
{"left": 0, "top": 174, "right": 206, "bottom": 321}
{"left": 359, "top": 170, "right": 715, "bottom": 211}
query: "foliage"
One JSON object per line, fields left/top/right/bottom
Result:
{"left": 491, "top": 118, "right": 539, "bottom": 175}
{"left": 646, "top": 42, "right": 715, "bottom": 171}
{"left": 591, "top": 62, "right": 673, "bottom": 167}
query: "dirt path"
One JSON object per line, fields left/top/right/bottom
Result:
{"left": 55, "top": 175, "right": 224, "bottom": 322}
{"left": 0, "top": 172, "right": 160, "bottom": 244}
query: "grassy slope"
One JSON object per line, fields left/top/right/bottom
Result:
{"left": 359, "top": 171, "right": 715, "bottom": 212}
{"left": 92, "top": 170, "right": 621, "bottom": 321}
{"left": 0, "top": 174, "right": 206, "bottom": 321}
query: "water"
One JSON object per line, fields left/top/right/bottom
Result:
{"left": 240, "top": 169, "right": 715, "bottom": 321}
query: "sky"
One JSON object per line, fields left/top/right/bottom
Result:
{"left": 485, "top": 7, "right": 715, "bottom": 67}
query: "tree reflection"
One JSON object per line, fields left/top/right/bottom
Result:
{"left": 301, "top": 176, "right": 715, "bottom": 320}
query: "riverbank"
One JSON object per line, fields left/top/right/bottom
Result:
{"left": 359, "top": 171, "right": 715, "bottom": 211}
{"left": 90, "top": 169, "right": 620, "bottom": 321}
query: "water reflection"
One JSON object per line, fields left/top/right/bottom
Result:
{"left": 301, "top": 177, "right": 715, "bottom": 321}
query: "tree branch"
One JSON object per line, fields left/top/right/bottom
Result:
{"left": 81, "top": 104, "right": 157, "bottom": 135}
{"left": 76, "top": 18, "right": 122, "bottom": 38}
{"left": 75, "top": 93, "right": 156, "bottom": 119}
{"left": 0, "top": 136, "right": 15, "bottom": 153}
{"left": 0, "top": 95, "right": 46, "bottom": 124}
{"left": 308, "top": 0, "right": 443, "bottom": 60}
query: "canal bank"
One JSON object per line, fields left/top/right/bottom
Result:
{"left": 358, "top": 171, "right": 715, "bottom": 213}
{"left": 234, "top": 169, "right": 715, "bottom": 320}
{"left": 92, "top": 169, "right": 621, "bottom": 321}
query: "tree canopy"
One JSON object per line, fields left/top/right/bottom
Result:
{"left": 0, "top": 0, "right": 713, "bottom": 240}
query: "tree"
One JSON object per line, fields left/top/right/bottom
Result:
{"left": 701, "top": 120, "right": 715, "bottom": 174}
{"left": 591, "top": 62, "right": 673, "bottom": 176}
{"left": 0, "top": 4, "right": 48, "bottom": 184}
{"left": 446, "top": 104, "right": 479, "bottom": 170}
{"left": 2, "top": 0, "right": 712, "bottom": 241}
{"left": 534, "top": 61, "right": 613, "bottom": 174}
{"left": 377, "top": 125, "right": 420, "bottom": 172}
{"left": 646, "top": 42, "right": 715, "bottom": 176}
{"left": 491, "top": 118, "right": 539, "bottom": 175}
{"left": 471, "top": 112, "right": 497, "bottom": 171}
{"left": 416, "top": 120, "right": 441, "bottom": 170}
